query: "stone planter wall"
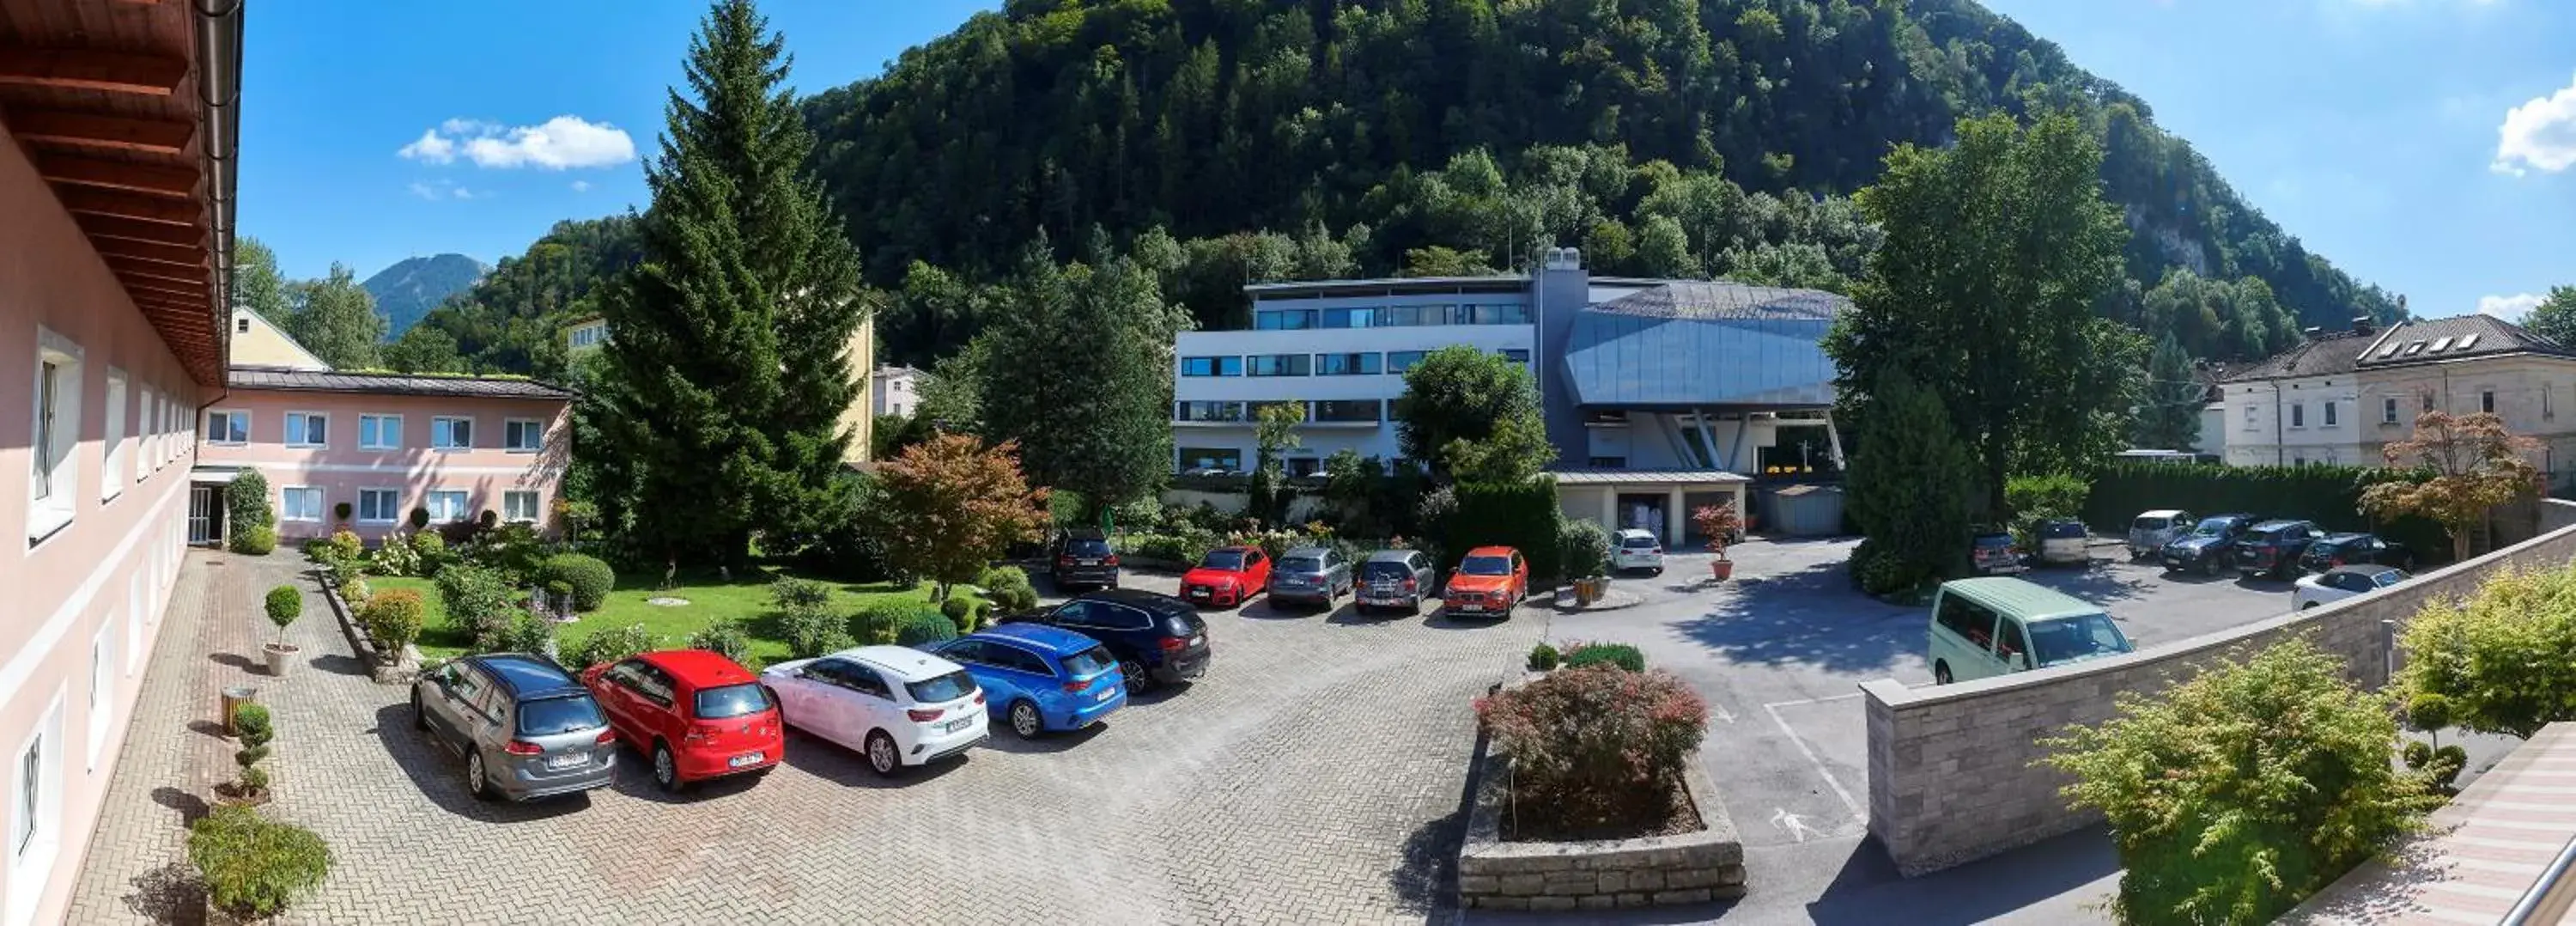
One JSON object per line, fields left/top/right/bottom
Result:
{"left": 317, "top": 574, "right": 417, "bottom": 685}
{"left": 1456, "top": 745, "right": 1746, "bottom": 911}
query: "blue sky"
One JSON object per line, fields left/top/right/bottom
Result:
{"left": 244, "top": 1, "right": 2575, "bottom": 320}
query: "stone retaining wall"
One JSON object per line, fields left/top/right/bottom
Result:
{"left": 1862, "top": 522, "right": 2576, "bottom": 876}
{"left": 1457, "top": 747, "right": 1745, "bottom": 911}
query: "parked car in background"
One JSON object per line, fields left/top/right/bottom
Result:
{"left": 2034, "top": 519, "right": 2090, "bottom": 567}
{"left": 1179, "top": 545, "right": 1270, "bottom": 608}
{"left": 1443, "top": 546, "right": 1528, "bottom": 618}
{"left": 2161, "top": 514, "right": 2258, "bottom": 576}
{"left": 1003, "top": 589, "right": 1211, "bottom": 695}
{"left": 928, "top": 625, "right": 1126, "bottom": 739}
{"left": 2299, "top": 533, "right": 2414, "bottom": 573}
{"left": 1971, "top": 528, "right": 2025, "bottom": 576}
{"left": 411, "top": 654, "right": 617, "bottom": 802}
{"left": 1267, "top": 545, "right": 1353, "bottom": 610}
{"left": 2234, "top": 519, "right": 2326, "bottom": 580}
{"left": 1927, "top": 578, "right": 2135, "bottom": 685}
{"left": 2126, "top": 509, "right": 2195, "bottom": 559}
{"left": 1048, "top": 528, "right": 1121, "bottom": 591}
{"left": 582, "top": 649, "right": 781, "bottom": 793}
{"left": 1611, "top": 528, "right": 1665, "bottom": 575}
{"left": 760, "top": 645, "right": 987, "bottom": 777}
{"left": 2293, "top": 564, "right": 2410, "bottom": 610}
{"left": 1356, "top": 549, "right": 1438, "bottom": 614}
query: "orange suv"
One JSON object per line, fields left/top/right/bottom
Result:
{"left": 1442, "top": 546, "right": 1528, "bottom": 618}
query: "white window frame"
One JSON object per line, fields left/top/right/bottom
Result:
{"left": 503, "top": 418, "right": 543, "bottom": 453}
{"left": 431, "top": 417, "right": 473, "bottom": 451}
{"left": 27, "top": 327, "right": 83, "bottom": 545}
{"left": 2322, "top": 401, "right": 2337, "bottom": 427}
{"left": 279, "top": 486, "right": 325, "bottom": 523}
{"left": 427, "top": 490, "right": 470, "bottom": 523}
{"left": 7, "top": 691, "right": 64, "bottom": 926}
{"left": 357, "top": 488, "right": 400, "bottom": 525}
{"left": 133, "top": 387, "right": 153, "bottom": 484}
{"left": 2383, "top": 396, "right": 2400, "bottom": 424}
{"left": 359, "top": 414, "right": 403, "bottom": 450}
{"left": 503, "top": 490, "right": 540, "bottom": 523}
{"left": 205, "top": 408, "right": 249, "bottom": 446}
{"left": 87, "top": 622, "right": 112, "bottom": 771}
{"left": 2288, "top": 403, "right": 2305, "bottom": 429}
{"left": 127, "top": 574, "right": 145, "bottom": 673}
{"left": 100, "top": 369, "right": 126, "bottom": 503}
{"left": 283, "top": 411, "right": 328, "bottom": 448}
{"left": 2241, "top": 404, "right": 2257, "bottom": 431}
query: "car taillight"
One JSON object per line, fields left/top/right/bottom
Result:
{"left": 1104, "top": 554, "right": 1120, "bottom": 567}
{"left": 1057, "top": 555, "right": 1076, "bottom": 566}
{"left": 1400, "top": 577, "right": 1416, "bottom": 591}
{"left": 683, "top": 723, "right": 719, "bottom": 745}
{"left": 503, "top": 740, "right": 543, "bottom": 755}
{"left": 595, "top": 729, "right": 617, "bottom": 746}
{"left": 1650, "top": 547, "right": 1662, "bottom": 556}
{"left": 1159, "top": 637, "right": 1188, "bottom": 652}
{"left": 973, "top": 691, "right": 986, "bottom": 704}
{"left": 2330, "top": 557, "right": 2345, "bottom": 567}
{"left": 907, "top": 708, "right": 945, "bottom": 722}
{"left": 1063, "top": 679, "right": 1089, "bottom": 692}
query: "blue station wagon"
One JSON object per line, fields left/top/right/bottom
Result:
{"left": 928, "top": 624, "right": 1127, "bottom": 739}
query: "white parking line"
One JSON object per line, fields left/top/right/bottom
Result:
{"left": 1764, "top": 694, "right": 1865, "bottom": 819}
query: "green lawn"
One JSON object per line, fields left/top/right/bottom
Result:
{"left": 372, "top": 570, "right": 958, "bottom": 665}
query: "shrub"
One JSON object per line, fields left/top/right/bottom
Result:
{"left": 263, "top": 586, "right": 301, "bottom": 644}
{"left": 852, "top": 600, "right": 939, "bottom": 647}
{"left": 940, "top": 596, "right": 976, "bottom": 634}
{"left": 410, "top": 530, "right": 449, "bottom": 576}
{"left": 1850, "top": 538, "right": 1935, "bottom": 597}
{"left": 781, "top": 601, "right": 853, "bottom": 659}
{"left": 1441, "top": 478, "right": 1562, "bottom": 582}
{"left": 337, "top": 577, "right": 371, "bottom": 606}
{"left": 327, "top": 528, "right": 363, "bottom": 564}
{"left": 770, "top": 577, "right": 833, "bottom": 612}
{"left": 500, "top": 612, "right": 556, "bottom": 657}
{"left": 409, "top": 507, "right": 430, "bottom": 530}
{"left": 1526, "top": 643, "right": 1561, "bottom": 672}
{"left": 475, "top": 523, "right": 549, "bottom": 583}
{"left": 895, "top": 612, "right": 957, "bottom": 648}
{"left": 975, "top": 565, "right": 1039, "bottom": 612}
{"left": 1562, "top": 642, "right": 1645, "bottom": 672}
{"left": 1557, "top": 517, "right": 1611, "bottom": 580}
{"left": 356, "top": 589, "right": 424, "bottom": 654}
{"left": 688, "top": 618, "right": 755, "bottom": 666}
{"left": 435, "top": 564, "right": 517, "bottom": 651}
{"left": 332, "top": 501, "right": 352, "bottom": 522}
{"left": 2043, "top": 639, "right": 2439, "bottom": 924}
{"left": 189, "top": 804, "right": 331, "bottom": 922}
{"left": 539, "top": 553, "right": 616, "bottom": 611}
{"left": 231, "top": 704, "right": 272, "bottom": 797}
{"left": 2397, "top": 564, "right": 2576, "bottom": 740}
{"left": 370, "top": 532, "right": 422, "bottom": 577}
{"left": 568, "top": 624, "right": 659, "bottom": 671}
{"left": 478, "top": 509, "right": 500, "bottom": 529}
{"left": 1473, "top": 666, "right": 1707, "bottom": 829}
{"left": 225, "top": 470, "right": 273, "bottom": 533}
{"left": 230, "top": 524, "right": 277, "bottom": 556}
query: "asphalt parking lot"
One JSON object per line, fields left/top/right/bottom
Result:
{"left": 1498, "top": 537, "right": 2301, "bottom": 924}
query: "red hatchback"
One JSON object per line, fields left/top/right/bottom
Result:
{"left": 583, "top": 649, "right": 782, "bottom": 792}
{"left": 1180, "top": 545, "right": 1272, "bottom": 607}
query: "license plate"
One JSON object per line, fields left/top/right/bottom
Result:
{"left": 728, "top": 752, "right": 765, "bottom": 768}
{"left": 1188, "top": 588, "right": 1209, "bottom": 598}
{"left": 1095, "top": 688, "right": 1115, "bottom": 703}
{"left": 544, "top": 753, "right": 585, "bottom": 771}
{"left": 1078, "top": 558, "right": 1100, "bottom": 566}
{"left": 942, "top": 717, "right": 973, "bottom": 733}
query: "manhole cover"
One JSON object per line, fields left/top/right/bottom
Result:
{"left": 645, "top": 596, "right": 690, "bottom": 607}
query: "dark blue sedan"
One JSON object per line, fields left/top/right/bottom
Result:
{"left": 926, "top": 624, "right": 1127, "bottom": 739}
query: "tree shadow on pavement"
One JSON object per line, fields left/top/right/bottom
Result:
{"left": 2014, "top": 565, "right": 2154, "bottom": 605}
{"left": 120, "top": 860, "right": 205, "bottom": 925}
{"left": 1672, "top": 559, "right": 1920, "bottom": 674}
{"left": 1800, "top": 826, "right": 2117, "bottom": 925}
{"left": 368, "top": 704, "right": 592, "bottom": 823}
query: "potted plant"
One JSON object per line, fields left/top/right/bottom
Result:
{"left": 262, "top": 586, "right": 301, "bottom": 677}
{"left": 214, "top": 704, "right": 271, "bottom": 807}
{"left": 1559, "top": 519, "right": 1613, "bottom": 606}
{"left": 189, "top": 804, "right": 330, "bottom": 924}
{"left": 1694, "top": 503, "right": 1745, "bottom": 582}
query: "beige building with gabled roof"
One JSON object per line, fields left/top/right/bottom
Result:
{"left": 2353, "top": 314, "right": 2576, "bottom": 490}
{"left": 228, "top": 308, "right": 329, "bottom": 371}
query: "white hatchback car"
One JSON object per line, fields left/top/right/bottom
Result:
{"left": 1611, "top": 528, "right": 1665, "bottom": 574}
{"left": 2292, "top": 564, "right": 2409, "bottom": 611}
{"left": 762, "top": 645, "right": 988, "bottom": 776}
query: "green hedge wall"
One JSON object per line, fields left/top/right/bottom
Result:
{"left": 1441, "top": 477, "right": 1564, "bottom": 583}
{"left": 2082, "top": 462, "right": 2451, "bottom": 562}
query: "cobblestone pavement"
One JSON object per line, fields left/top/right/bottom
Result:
{"left": 72, "top": 557, "right": 1548, "bottom": 925}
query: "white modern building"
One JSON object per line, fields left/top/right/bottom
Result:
{"left": 2216, "top": 326, "right": 2375, "bottom": 467}
{"left": 872, "top": 365, "right": 927, "bottom": 418}
{"left": 1170, "top": 249, "right": 1852, "bottom": 545}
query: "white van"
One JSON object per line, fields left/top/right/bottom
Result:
{"left": 2126, "top": 509, "right": 2194, "bottom": 560}
{"left": 1928, "top": 578, "right": 2136, "bottom": 685}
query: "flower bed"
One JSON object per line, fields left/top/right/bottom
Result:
{"left": 1456, "top": 746, "right": 1745, "bottom": 911}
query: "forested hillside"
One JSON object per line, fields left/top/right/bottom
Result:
{"left": 404, "top": 216, "right": 641, "bottom": 375}
{"left": 362, "top": 253, "right": 488, "bottom": 339}
{"left": 805, "top": 0, "right": 2403, "bottom": 367}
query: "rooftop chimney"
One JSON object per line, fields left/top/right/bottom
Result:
{"left": 2303, "top": 326, "right": 2324, "bottom": 339}
{"left": 2351, "top": 316, "right": 2374, "bottom": 335}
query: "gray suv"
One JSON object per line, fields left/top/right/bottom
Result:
{"left": 1356, "top": 549, "right": 1437, "bottom": 614}
{"left": 411, "top": 654, "right": 617, "bottom": 802}
{"left": 1267, "top": 546, "right": 1352, "bottom": 610}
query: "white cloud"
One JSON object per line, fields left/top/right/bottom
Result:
{"left": 451, "top": 186, "right": 479, "bottom": 200}
{"left": 2495, "top": 73, "right": 2576, "bottom": 175}
{"left": 397, "top": 115, "right": 636, "bottom": 170}
{"left": 2480, "top": 293, "right": 2544, "bottom": 320}
{"left": 407, "top": 181, "right": 440, "bottom": 200}
{"left": 570, "top": 180, "right": 592, "bottom": 192}
{"left": 406, "top": 179, "right": 485, "bottom": 201}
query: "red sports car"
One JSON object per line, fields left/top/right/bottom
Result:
{"left": 1180, "top": 545, "right": 1272, "bottom": 608}
{"left": 582, "top": 649, "right": 783, "bottom": 793}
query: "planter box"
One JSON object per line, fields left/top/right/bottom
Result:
{"left": 1456, "top": 746, "right": 1746, "bottom": 911}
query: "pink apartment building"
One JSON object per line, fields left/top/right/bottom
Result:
{"left": 0, "top": 2, "right": 245, "bottom": 924}
{"left": 195, "top": 368, "right": 575, "bottom": 544}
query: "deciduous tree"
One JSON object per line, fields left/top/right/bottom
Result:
{"left": 1393, "top": 345, "right": 1553, "bottom": 481}
{"left": 383, "top": 325, "right": 465, "bottom": 374}
{"left": 2361, "top": 411, "right": 2540, "bottom": 562}
{"left": 284, "top": 263, "right": 386, "bottom": 369}
{"left": 2133, "top": 334, "right": 2202, "bottom": 451}
{"left": 2397, "top": 562, "right": 2576, "bottom": 740}
{"left": 2518, "top": 285, "right": 2576, "bottom": 348}
{"left": 877, "top": 434, "right": 1051, "bottom": 600}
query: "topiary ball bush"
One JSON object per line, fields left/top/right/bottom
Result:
{"left": 264, "top": 586, "right": 302, "bottom": 630}
{"left": 1527, "top": 643, "right": 1562, "bottom": 672}
{"left": 1563, "top": 643, "right": 1645, "bottom": 673}
{"left": 895, "top": 612, "right": 957, "bottom": 648}
{"left": 230, "top": 524, "right": 277, "bottom": 557}
{"left": 539, "top": 553, "right": 616, "bottom": 612}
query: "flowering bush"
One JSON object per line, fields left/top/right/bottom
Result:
{"left": 567, "top": 624, "right": 659, "bottom": 671}
{"left": 1474, "top": 665, "right": 1707, "bottom": 825}
{"left": 370, "top": 532, "right": 422, "bottom": 577}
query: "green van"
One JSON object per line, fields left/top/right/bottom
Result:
{"left": 1927, "top": 577, "right": 2135, "bottom": 685}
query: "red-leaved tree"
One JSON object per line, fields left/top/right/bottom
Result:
{"left": 2361, "top": 411, "right": 2540, "bottom": 563}
{"left": 878, "top": 434, "right": 1052, "bottom": 600}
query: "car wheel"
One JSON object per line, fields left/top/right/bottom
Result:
{"left": 410, "top": 691, "right": 428, "bottom": 731}
{"left": 652, "top": 742, "right": 683, "bottom": 793}
{"left": 1009, "top": 701, "right": 1044, "bottom": 740}
{"left": 1120, "top": 658, "right": 1153, "bottom": 697}
{"left": 864, "top": 731, "right": 901, "bottom": 777}
{"left": 1935, "top": 662, "right": 1953, "bottom": 685}
{"left": 466, "top": 752, "right": 495, "bottom": 801}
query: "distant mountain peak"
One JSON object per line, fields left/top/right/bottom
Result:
{"left": 364, "top": 253, "right": 490, "bottom": 339}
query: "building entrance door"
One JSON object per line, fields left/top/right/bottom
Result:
{"left": 187, "top": 485, "right": 224, "bottom": 545}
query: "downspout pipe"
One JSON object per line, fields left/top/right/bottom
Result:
{"left": 195, "top": 0, "right": 246, "bottom": 383}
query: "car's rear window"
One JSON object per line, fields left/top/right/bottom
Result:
{"left": 692, "top": 683, "right": 772, "bottom": 720}
{"left": 2372, "top": 570, "right": 2408, "bottom": 588}
{"left": 515, "top": 694, "right": 606, "bottom": 736}
{"left": 1200, "top": 550, "right": 1246, "bottom": 570}
{"left": 1061, "top": 646, "right": 1115, "bottom": 677}
{"left": 2041, "top": 521, "right": 2086, "bottom": 539}
{"left": 1361, "top": 561, "right": 1413, "bottom": 579}
{"left": 2193, "top": 518, "right": 2234, "bottom": 534}
{"left": 1279, "top": 557, "right": 1322, "bottom": 573}
{"left": 2131, "top": 516, "right": 2167, "bottom": 531}
{"left": 1972, "top": 534, "right": 2013, "bottom": 548}
{"left": 1461, "top": 555, "right": 1511, "bottom": 576}
{"left": 1163, "top": 612, "right": 1206, "bottom": 637}
{"left": 1066, "top": 538, "right": 1112, "bottom": 556}
{"left": 905, "top": 671, "right": 978, "bottom": 704}
{"left": 1620, "top": 535, "right": 1659, "bottom": 549}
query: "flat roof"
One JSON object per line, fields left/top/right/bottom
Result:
{"left": 1243, "top": 276, "right": 1530, "bottom": 300}
{"left": 1549, "top": 469, "right": 1753, "bottom": 486}
{"left": 228, "top": 366, "right": 577, "bottom": 400}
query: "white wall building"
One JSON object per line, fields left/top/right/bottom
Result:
{"left": 2216, "top": 324, "right": 2379, "bottom": 467}
{"left": 872, "top": 365, "right": 927, "bottom": 418}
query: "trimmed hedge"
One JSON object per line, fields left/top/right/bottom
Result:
{"left": 538, "top": 554, "right": 616, "bottom": 612}
{"left": 2082, "top": 461, "right": 2451, "bottom": 562}
{"left": 1439, "top": 477, "right": 1564, "bottom": 582}
{"left": 895, "top": 612, "right": 957, "bottom": 648}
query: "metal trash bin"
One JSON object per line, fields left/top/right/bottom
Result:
{"left": 221, "top": 686, "right": 259, "bottom": 736}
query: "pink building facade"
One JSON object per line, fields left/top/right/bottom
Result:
{"left": 0, "top": 1, "right": 244, "bottom": 923}
{"left": 195, "top": 370, "right": 576, "bottom": 544}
